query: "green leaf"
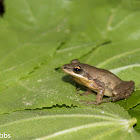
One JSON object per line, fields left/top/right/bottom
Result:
{"left": 129, "top": 104, "right": 140, "bottom": 133}
{"left": 0, "top": 0, "right": 139, "bottom": 114}
{"left": 0, "top": 104, "right": 139, "bottom": 140}
{"left": 1, "top": 0, "right": 140, "bottom": 139}
{"left": 116, "top": 90, "right": 140, "bottom": 110}
{"left": 0, "top": 0, "right": 140, "bottom": 132}
{"left": 0, "top": 0, "right": 71, "bottom": 90}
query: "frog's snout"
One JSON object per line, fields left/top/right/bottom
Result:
{"left": 62, "top": 64, "right": 72, "bottom": 73}
{"left": 62, "top": 64, "right": 71, "bottom": 69}
{"left": 62, "top": 65, "right": 67, "bottom": 70}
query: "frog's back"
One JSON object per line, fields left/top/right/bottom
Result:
{"left": 95, "top": 68, "right": 122, "bottom": 89}
{"left": 81, "top": 63, "right": 122, "bottom": 89}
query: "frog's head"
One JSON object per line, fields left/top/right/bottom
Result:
{"left": 62, "top": 59, "right": 97, "bottom": 90}
{"left": 62, "top": 59, "right": 86, "bottom": 79}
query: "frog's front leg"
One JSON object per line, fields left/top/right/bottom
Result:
{"left": 81, "top": 86, "right": 105, "bottom": 105}
{"left": 95, "top": 86, "right": 105, "bottom": 104}
{"left": 93, "top": 79, "right": 105, "bottom": 104}
{"left": 82, "top": 79, "right": 105, "bottom": 105}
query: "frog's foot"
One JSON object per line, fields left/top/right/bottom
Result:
{"left": 101, "top": 96, "right": 128, "bottom": 103}
{"left": 79, "top": 91, "right": 93, "bottom": 96}
{"left": 76, "top": 87, "right": 81, "bottom": 91}
{"left": 77, "top": 88, "right": 93, "bottom": 96}
{"left": 80, "top": 100, "right": 101, "bottom": 105}
{"left": 75, "top": 83, "right": 84, "bottom": 91}
{"left": 101, "top": 98, "right": 112, "bottom": 103}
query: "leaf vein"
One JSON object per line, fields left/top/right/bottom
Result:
{"left": 96, "top": 48, "right": 140, "bottom": 67}
{"left": 0, "top": 114, "right": 122, "bottom": 128}
{"left": 35, "top": 122, "right": 120, "bottom": 140}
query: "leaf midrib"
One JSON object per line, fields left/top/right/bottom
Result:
{"left": 0, "top": 114, "right": 123, "bottom": 128}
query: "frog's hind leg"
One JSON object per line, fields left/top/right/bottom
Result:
{"left": 102, "top": 80, "right": 135, "bottom": 103}
{"left": 112, "top": 80, "right": 135, "bottom": 101}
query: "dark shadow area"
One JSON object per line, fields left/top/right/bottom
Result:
{"left": 55, "top": 67, "right": 63, "bottom": 73}
{"left": 55, "top": 67, "right": 76, "bottom": 88}
{"left": 100, "top": 40, "right": 112, "bottom": 46}
{"left": 62, "top": 75, "right": 75, "bottom": 86}
{"left": 55, "top": 66, "right": 89, "bottom": 92}
{"left": 62, "top": 75, "right": 88, "bottom": 93}
{"left": 56, "top": 41, "right": 66, "bottom": 51}
{"left": 0, "top": 0, "right": 4, "bottom": 16}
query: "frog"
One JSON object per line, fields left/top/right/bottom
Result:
{"left": 62, "top": 59, "right": 135, "bottom": 105}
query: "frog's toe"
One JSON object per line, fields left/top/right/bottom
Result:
{"left": 91, "top": 101, "right": 101, "bottom": 105}
{"left": 80, "top": 100, "right": 100, "bottom": 105}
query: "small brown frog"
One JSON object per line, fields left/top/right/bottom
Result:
{"left": 62, "top": 59, "right": 135, "bottom": 105}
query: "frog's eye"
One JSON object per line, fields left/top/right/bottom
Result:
{"left": 73, "top": 66, "right": 82, "bottom": 74}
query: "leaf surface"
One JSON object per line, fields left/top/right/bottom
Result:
{"left": 129, "top": 104, "right": 140, "bottom": 133}
{"left": 0, "top": 0, "right": 140, "bottom": 138}
{"left": 0, "top": 104, "right": 139, "bottom": 140}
